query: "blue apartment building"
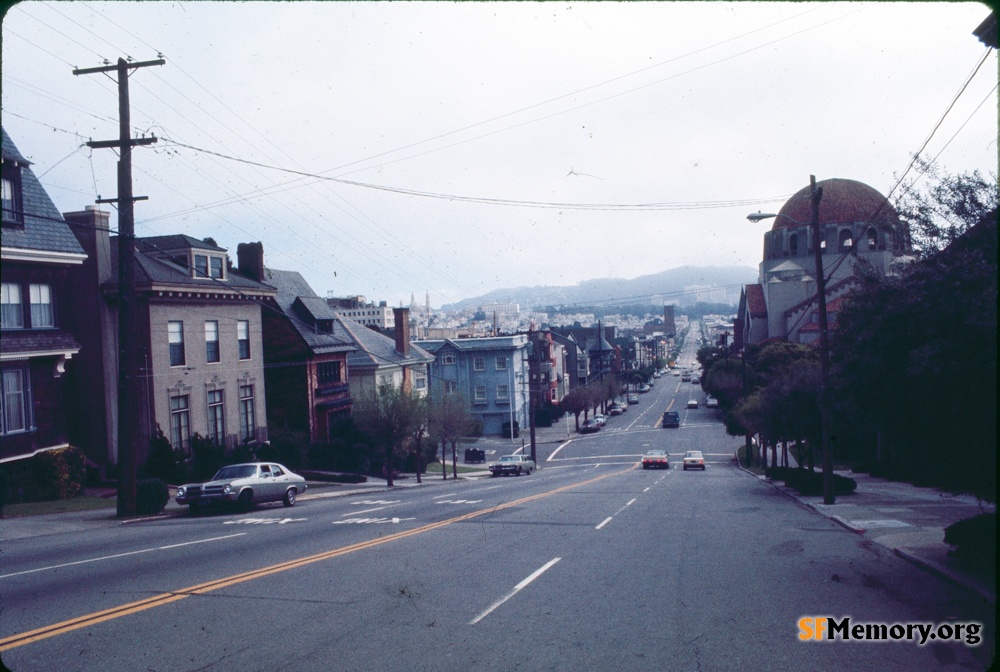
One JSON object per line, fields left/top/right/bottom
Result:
{"left": 414, "top": 335, "right": 529, "bottom": 436}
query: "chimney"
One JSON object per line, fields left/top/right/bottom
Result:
{"left": 237, "top": 242, "right": 265, "bottom": 282}
{"left": 393, "top": 307, "right": 411, "bottom": 357}
{"left": 64, "top": 205, "right": 113, "bottom": 283}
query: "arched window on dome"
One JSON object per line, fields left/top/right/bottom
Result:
{"left": 867, "top": 228, "right": 878, "bottom": 250}
{"left": 838, "top": 229, "right": 853, "bottom": 252}
{"left": 788, "top": 232, "right": 798, "bottom": 256}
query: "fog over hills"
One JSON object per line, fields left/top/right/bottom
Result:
{"left": 442, "top": 266, "right": 757, "bottom": 311}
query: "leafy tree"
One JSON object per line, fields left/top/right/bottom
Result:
{"left": 428, "top": 393, "right": 473, "bottom": 479}
{"left": 833, "top": 167, "right": 996, "bottom": 500}
{"left": 353, "top": 384, "right": 424, "bottom": 487}
{"left": 562, "top": 388, "right": 588, "bottom": 430}
{"left": 895, "top": 160, "right": 998, "bottom": 257}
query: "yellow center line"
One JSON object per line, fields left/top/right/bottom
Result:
{"left": 1, "top": 466, "right": 633, "bottom": 651}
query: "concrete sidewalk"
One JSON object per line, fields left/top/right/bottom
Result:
{"left": 744, "top": 465, "right": 996, "bottom": 605}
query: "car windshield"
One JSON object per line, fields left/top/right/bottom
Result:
{"left": 499, "top": 456, "right": 518, "bottom": 462}
{"left": 213, "top": 465, "right": 258, "bottom": 480}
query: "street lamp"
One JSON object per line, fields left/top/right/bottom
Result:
{"left": 747, "top": 175, "right": 835, "bottom": 505}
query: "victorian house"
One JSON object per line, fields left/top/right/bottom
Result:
{"left": 237, "top": 243, "right": 355, "bottom": 443}
{"left": 1, "top": 128, "right": 87, "bottom": 465}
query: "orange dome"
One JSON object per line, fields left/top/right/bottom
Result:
{"left": 773, "top": 178, "right": 899, "bottom": 231}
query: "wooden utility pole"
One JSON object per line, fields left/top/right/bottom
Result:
{"left": 74, "top": 57, "right": 164, "bottom": 517}
{"left": 807, "top": 175, "right": 834, "bottom": 505}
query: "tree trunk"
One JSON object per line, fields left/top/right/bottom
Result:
{"left": 441, "top": 439, "right": 448, "bottom": 480}
{"left": 414, "top": 437, "right": 422, "bottom": 484}
{"left": 385, "top": 443, "right": 394, "bottom": 488}
{"left": 451, "top": 440, "right": 458, "bottom": 479}
{"left": 744, "top": 434, "right": 753, "bottom": 467}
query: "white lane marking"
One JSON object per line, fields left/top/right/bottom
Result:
{"left": 436, "top": 499, "right": 483, "bottom": 505}
{"left": 223, "top": 517, "right": 306, "bottom": 525}
{"left": 334, "top": 517, "right": 416, "bottom": 525}
{"left": 352, "top": 500, "right": 400, "bottom": 506}
{"left": 595, "top": 516, "right": 613, "bottom": 530}
{"left": 545, "top": 439, "right": 575, "bottom": 462}
{"left": 470, "top": 558, "right": 562, "bottom": 625}
{"left": 348, "top": 506, "right": 389, "bottom": 516}
{"left": 643, "top": 487, "right": 651, "bottom": 492}
{"left": 0, "top": 533, "right": 247, "bottom": 579}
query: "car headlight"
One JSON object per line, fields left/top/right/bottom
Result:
{"left": 176, "top": 486, "right": 185, "bottom": 497}
{"left": 223, "top": 484, "right": 233, "bottom": 494}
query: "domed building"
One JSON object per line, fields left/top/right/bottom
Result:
{"left": 737, "top": 178, "right": 909, "bottom": 347}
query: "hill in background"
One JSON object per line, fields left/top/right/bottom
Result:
{"left": 442, "top": 265, "right": 757, "bottom": 312}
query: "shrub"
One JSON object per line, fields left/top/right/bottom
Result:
{"left": 944, "top": 514, "right": 996, "bottom": 567}
{"left": 135, "top": 478, "right": 169, "bottom": 515}
{"left": 26, "top": 447, "right": 86, "bottom": 501}
{"left": 189, "top": 433, "right": 226, "bottom": 482}
{"left": 791, "top": 471, "right": 857, "bottom": 496}
{"left": 142, "top": 430, "right": 184, "bottom": 484}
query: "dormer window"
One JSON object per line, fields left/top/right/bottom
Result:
{"left": 193, "top": 253, "right": 225, "bottom": 280}
{"left": 2, "top": 160, "right": 24, "bottom": 227}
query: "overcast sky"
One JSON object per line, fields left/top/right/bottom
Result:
{"left": 2, "top": 1, "right": 996, "bottom": 308}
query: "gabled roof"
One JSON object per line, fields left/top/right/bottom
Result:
{"left": 414, "top": 335, "right": 526, "bottom": 354}
{"left": 1, "top": 127, "right": 86, "bottom": 260}
{"left": 267, "top": 269, "right": 354, "bottom": 355}
{"left": 745, "top": 284, "right": 767, "bottom": 317}
{"left": 332, "top": 313, "right": 433, "bottom": 372}
{"left": 109, "top": 237, "right": 276, "bottom": 294}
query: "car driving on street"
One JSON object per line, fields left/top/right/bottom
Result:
{"left": 662, "top": 411, "right": 680, "bottom": 428}
{"left": 641, "top": 449, "right": 670, "bottom": 469}
{"left": 683, "top": 451, "right": 706, "bottom": 470}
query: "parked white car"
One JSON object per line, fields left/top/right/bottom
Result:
{"left": 176, "top": 462, "right": 307, "bottom": 511}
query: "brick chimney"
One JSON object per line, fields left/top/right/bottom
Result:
{"left": 393, "top": 307, "right": 411, "bottom": 357}
{"left": 237, "top": 242, "right": 265, "bottom": 282}
{"left": 64, "top": 205, "right": 113, "bottom": 283}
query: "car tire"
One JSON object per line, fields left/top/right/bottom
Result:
{"left": 283, "top": 488, "right": 297, "bottom": 507}
{"left": 515, "top": 467, "right": 522, "bottom": 476}
{"left": 525, "top": 467, "right": 532, "bottom": 475}
{"left": 188, "top": 502, "right": 200, "bottom": 514}
{"left": 683, "top": 466, "right": 688, "bottom": 471}
{"left": 237, "top": 489, "right": 253, "bottom": 511}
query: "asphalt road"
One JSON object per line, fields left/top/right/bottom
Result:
{"left": 1, "top": 364, "right": 994, "bottom": 671}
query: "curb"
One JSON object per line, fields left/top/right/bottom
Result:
{"left": 734, "top": 451, "right": 994, "bottom": 605}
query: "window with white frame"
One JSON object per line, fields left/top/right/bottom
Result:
{"left": 442, "top": 352, "right": 456, "bottom": 365}
{"left": 169, "top": 394, "right": 190, "bottom": 452}
{"left": 495, "top": 356, "right": 508, "bottom": 370}
{"left": 1, "top": 366, "right": 30, "bottom": 434}
{"left": 414, "top": 375, "right": 426, "bottom": 390}
{"left": 205, "top": 321, "right": 220, "bottom": 363}
{"left": 473, "top": 356, "right": 485, "bottom": 371}
{"left": 168, "top": 321, "right": 185, "bottom": 366}
{"left": 237, "top": 320, "right": 251, "bottom": 360}
{"left": 474, "top": 385, "right": 487, "bottom": 404}
{"left": 239, "top": 385, "right": 255, "bottom": 441}
{"left": 444, "top": 381, "right": 457, "bottom": 394}
{"left": 496, "top": 384, "right": 510, "bottom": 402}
{"left": 2, "top": 161, "right": 23, "bottom": 226}
{"left": 193, "top": 253, "right": 224, "bottom": 279}
{"left": 29, "top": 284, "right": 54, "bottom": 327}
{"left": 1, "top": 282, "right": 23, "bottom": 329}
{"left": 208, "top": 389, "right": 225, "bottom": 444}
